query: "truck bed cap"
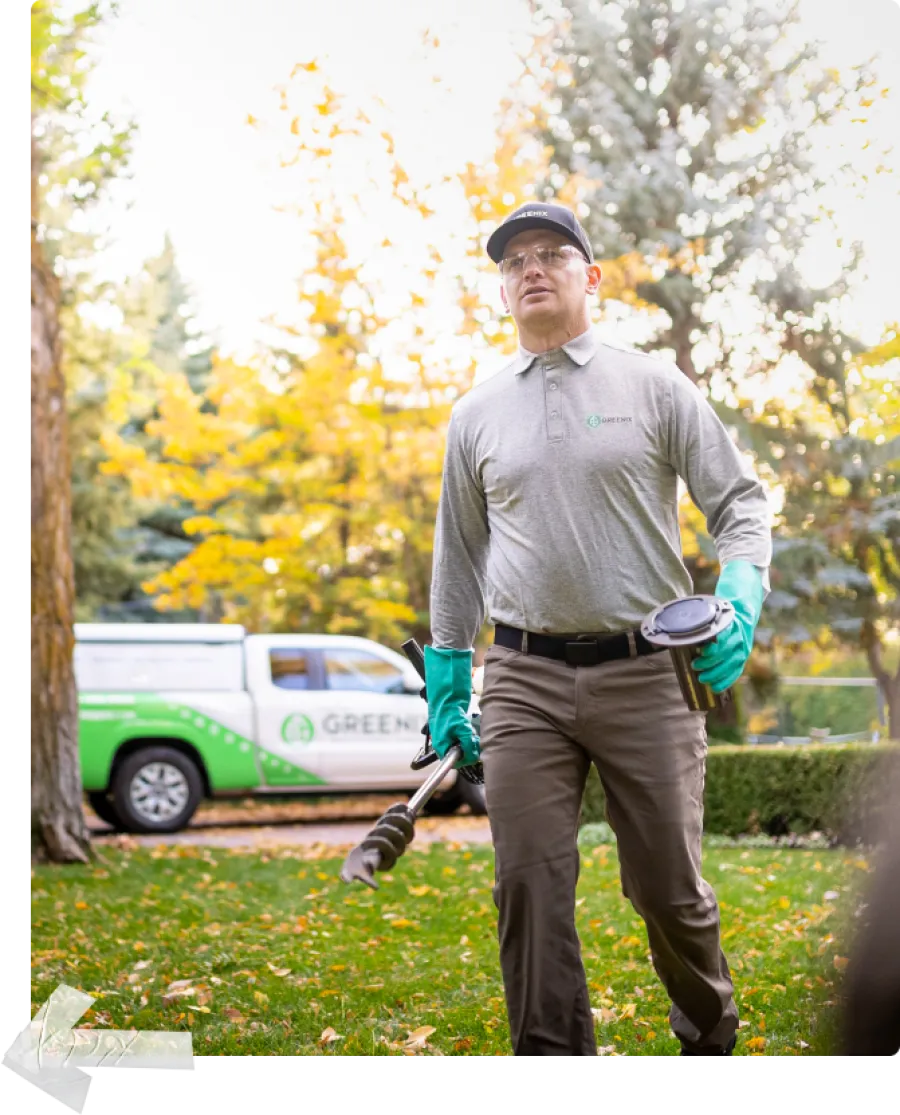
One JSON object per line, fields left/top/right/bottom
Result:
{"left": 74, "top": 623, "right": 246, "bottom": 644}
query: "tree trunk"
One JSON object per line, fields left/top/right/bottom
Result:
{"left": 31, "top": 128, "right": 90, "bottom": 864}
{"left": 671, "top": 319, "right": 699, "bottom": 385}
{"left": 861, "top": 621, "right": 900, "bottom": 743}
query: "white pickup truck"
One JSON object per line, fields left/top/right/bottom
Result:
{"left": 76, "top": 624, "right": 485, "bottom": 833}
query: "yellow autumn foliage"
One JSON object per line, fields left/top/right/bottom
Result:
{"left": 100, "top": 54, "right": 649, "bottom": 643}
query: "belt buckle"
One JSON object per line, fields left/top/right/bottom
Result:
{"left": 564, "top": 634, "right": 600, "bottom": 667}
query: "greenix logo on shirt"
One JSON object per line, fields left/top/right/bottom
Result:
{"left": 587, "top": 414, "right": 633, "bottom": 428}
{"left": 281, "top": 713, "right": 315, "bottom": 744}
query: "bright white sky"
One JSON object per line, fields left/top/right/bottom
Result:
{"left": 82, "top": 0, "right": 900, "bottom": 369}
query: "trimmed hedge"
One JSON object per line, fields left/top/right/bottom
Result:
{"left": 581, "top": 743, "right": 900, "bottom": 843}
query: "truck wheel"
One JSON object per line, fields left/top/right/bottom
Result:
{"left": 459, "top": 778, "right": 488, "bottom": 817}
{"left": 86, "top": 791, "right": 124, "bottom": 830}
{"left": 422, "top": 777, "right": 463, "bottom": 816}
{"left": 111, "top": 746, "right": 203, "bottom": 834}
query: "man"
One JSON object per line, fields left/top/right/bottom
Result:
{"left": 424, "top": 201, "right": 772, "bottom": 1056}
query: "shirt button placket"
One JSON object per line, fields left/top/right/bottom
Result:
{"left": 544, "top": 362, "right": 563, "bottom": 441}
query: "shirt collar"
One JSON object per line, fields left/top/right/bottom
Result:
{"left": 508, "top": 327, "right": 599, "bottom": 375}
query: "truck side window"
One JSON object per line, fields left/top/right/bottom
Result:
{"left": 323, "top": 649, "right": 404, "bottom": 694}
{"left": 270, "top": 649, "right": 311, "bottom": 690}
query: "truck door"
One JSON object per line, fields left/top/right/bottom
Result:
{"left": 316, "top": 645, "right": 424, "bottom": 787}
{"left": 249, "top": 642, "right": 334, "bottom": 788}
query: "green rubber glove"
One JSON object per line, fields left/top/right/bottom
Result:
{"left": 423, "top": 645, "right": 481, "bottom": 767}
{"left": 694, "top": 560, "right": 765, "bottom": 693}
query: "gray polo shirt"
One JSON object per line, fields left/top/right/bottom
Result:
{"left": 430, "top": 327, "right": 772, "bottom": 649}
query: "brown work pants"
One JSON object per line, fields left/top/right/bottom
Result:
{"left": 478, "top": 642, "right": 738, "bottom": 1055}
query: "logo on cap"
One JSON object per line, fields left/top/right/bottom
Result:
{"left": 515, "top": 210, "right": 550, "bottom": 219}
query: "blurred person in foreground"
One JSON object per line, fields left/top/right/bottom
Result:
{"left": 424, "top": 201, "right": 772, "bottom": 1055}
{"left": 840, "top": 764, "right": 900, "bottom": 1056}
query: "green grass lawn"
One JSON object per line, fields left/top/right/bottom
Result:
{"left": 31, "top": 838, "right": 867, "bottom": 1055}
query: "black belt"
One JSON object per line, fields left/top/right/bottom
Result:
{"left": 494, "top": 623, "right": 664, "bottom": 667}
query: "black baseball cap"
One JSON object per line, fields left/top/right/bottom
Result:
{"left": 486, "top": 201, "right": 594, "bottom": 264}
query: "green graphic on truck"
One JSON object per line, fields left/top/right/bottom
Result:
{"left": 79, "top": 694, "right": 325, "bottom": 789}
{"left": 281, "top": 713, "right": 315, "bottom": 743}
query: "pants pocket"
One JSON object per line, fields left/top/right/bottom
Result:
{"left": 643, "top": 649, "right": 673, "bottom": 672}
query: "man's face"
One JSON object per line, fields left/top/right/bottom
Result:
{"left": 499, "top": 229, "right": 599, "bottom": 327}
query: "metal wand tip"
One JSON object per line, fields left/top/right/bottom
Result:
{"left": 339, "top": 846, "right": 380, "bottom": 889}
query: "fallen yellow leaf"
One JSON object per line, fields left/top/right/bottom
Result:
{"left": 408, "top": 885, "right": 431, "bottom": 897}
{"left": 833, "top": 956, "right": 849, "bottom": 971}
{"left": 224, "top": 1008, "right": 245, "bottom": 1023}
{"left": 746, "top": 1036, "right": 766, "bottom": 1051}
{"left": 391, "top": 918, "right": 414, "bottom": 928}
{"left": 405, "top": 1025, "right": 436, "bottom": 1048}
{"left": 619, "top": 1003, "right": 636, "bottom": 1019}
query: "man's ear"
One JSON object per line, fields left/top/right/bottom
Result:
{"left": 586, "top": 264, "right": 602, "bottom": 295}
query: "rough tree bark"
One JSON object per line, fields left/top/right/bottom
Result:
{"left": 31, "top": 127, "right": 90, "bottom": 863}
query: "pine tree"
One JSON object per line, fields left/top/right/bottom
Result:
{"left": 535, "top": 0, "right": 876, "bottom": 385}
{"left": 119, "top": 234, "right": 213, "bottom": 392}
{"left": 756, "top": 328, "right": 900, "bottom": 736}
{"left": 534, "top": 0, "right": 897, "bottom": 729}
{"left": 68, "top": 306, "right": 148, "bottom": 622}
{"left": 108, "top": 237, "right": 216, "bottom": 622}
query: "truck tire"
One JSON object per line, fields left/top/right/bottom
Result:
{"left": 458, "top": 777, "right": 487, "bottom": 817}
{"left": 110, "top": 746, "right": 204, "bottom": 834}
{"left": 86, "top": 791, "right": 124, "bottom": 830}
{"left": 422, "top": 777, "right": 463, "bottom": 816}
